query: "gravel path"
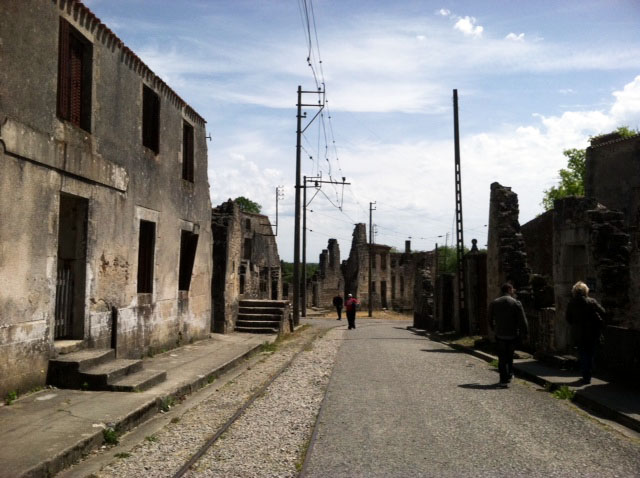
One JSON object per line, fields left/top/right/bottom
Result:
{"left": 94, "top": 324, "right": 344, "bottom": 477}
{"left": 303, "top": 321, "right": 640, "bottom": 478}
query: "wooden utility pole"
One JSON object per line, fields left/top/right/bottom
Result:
{"left": 293, "top": 86, "right": 324, "bottom": 323}
{"left": 453, "top": 89, "right": 467, "bottom": 334}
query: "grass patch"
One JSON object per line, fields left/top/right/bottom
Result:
{"left": 260, "top": 341, "right": 278, "bottom": 353}
{"left": 170, "top": 417, "right": 180, "bottom": 424}
{"left": 114, "top": 452, "right": 131, "bottom": 459}
{"left": 145, "top": 435, "right": 158, "bottom": 442}
{"left": 103, "top": 427, "right": 119, "bottom": 445}
{"left": 451, "top": 335, "right": 483, "bottom": 347}
{"left": 160, "top": 396, "right": 176, "bottom": 412}
{"left": 553, "top": 385, "right": 575, "bottom": 400}
{"left": 489, "top": 359, "right": 499, "bottom": 368}
{"left": 5, "top": 390, "right": 18, "bottom": 405}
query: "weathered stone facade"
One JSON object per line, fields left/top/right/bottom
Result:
{"left": 0, "top": 0, "right": 212, "bottom": 398}
{"left": 309, "top": 239, "right": 343, "bottom": 308}
{"left": 486, "top": 182, "right": 532, "bottom": 305}
{"left": 211, "top": 200, "right": 282, "bottom": 333}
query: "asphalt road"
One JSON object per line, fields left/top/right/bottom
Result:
{"left": 303, "top": 320, "right": 640, "bottom": 477}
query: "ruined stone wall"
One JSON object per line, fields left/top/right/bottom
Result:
{"left": 521, "top": 210, "right": 554, "bottom": 280}
{"left": 585, "top": 134, "right": 640, "bottom": 229}
{"left": 309, "top": 239, "right": 343, "bottom": 308}
{"left": 211, "top": 201, "right": 282, "bottom": 331}
{"left": 464, "top": 242, "right": 488, "bottom": 334}
{"left": 412, "top": 252, "right": 435, "bottom": 329}
{"left": 342, "top": 224, "right": 368, "bottom": 303}
{"left": 0, "top": 1, "right": 212, "bottom": 397}
{"left": 552, "top": 197, "right": 630, "bottom": 350}
{"left": 486, "top": 183, "right": 532, "bottom": 307}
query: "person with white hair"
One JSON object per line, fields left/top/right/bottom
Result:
{"left": 566, "top": 281, "right": 606, "bottom": 385}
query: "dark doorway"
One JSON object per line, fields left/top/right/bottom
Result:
{"left": 381, "top": 281, "right": 388, "bottom": 308}
{"left": 55, "top": 193, "right": 88, "bottom": 340}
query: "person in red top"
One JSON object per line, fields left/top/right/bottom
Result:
{"left": 345, "top": 293, "right": 360, "bottom": 330}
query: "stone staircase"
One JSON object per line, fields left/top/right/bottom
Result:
{"left": 47, "top": 348, "right": 166, "bottom": 392}
{"left": 235, "top": 299, "right": 288, "bottom": 334}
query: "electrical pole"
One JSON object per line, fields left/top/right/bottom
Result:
{"left": 453, "top": 89, "right": 467, "bottom": 334}
{"left": 301, "top": 176, "right": 349, "bottom": 318}
{"left": 293, "top": 85, "right": 324, "bottom": 324}
{"left": 368, "top": 201, "right": 376, "bottom": 318}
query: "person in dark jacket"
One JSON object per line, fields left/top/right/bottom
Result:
{"left": 566, "top": 281, "right": 605, "bottom": 385}
{"left": 489, "top": 283, "right": 529, "bottom": 387}
{"left": 332, "top": 295, "right": 344, "bottom": 320}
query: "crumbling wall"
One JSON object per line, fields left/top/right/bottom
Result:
{"left": 309, "top": 239, "right": 343, "bottom": 308}
{"left": 464, "top": 240, "right": 488, "bottom": 334}
{"left": 211, "top": 201, "right": 282, "bottom": 331}
{"left": 412, "top": 252, "right": 435, "bottom": 329}
{"left": 553, "top": 197, "right": 630, "bottom": 350}
{"left": 342, "top": 223, "right": 368, "bottom": 303}
{"left": 486, "top": 182, "right": 532, "bottom": 305}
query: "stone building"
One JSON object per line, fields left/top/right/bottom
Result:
{"left": 211, "top": 200, "right": 282, "bottom": 333}
{"left": 341, "top": 224, "right": 393, "bottom": 309}
{"left": 0, "top": 0, "right": 212, "bottom": 397}
{"left": 309, "top": 239, "right": 344, "bottom": 309}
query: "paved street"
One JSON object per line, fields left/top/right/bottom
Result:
{"left": 303, "top": 320, "right": 640, "bottom": 477}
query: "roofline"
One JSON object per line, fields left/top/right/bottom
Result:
{"left": 588, "top": 133, "right": 640, "bottom": 149}
{"left": 55, "top": 0, "right": 206, "bottom": 126}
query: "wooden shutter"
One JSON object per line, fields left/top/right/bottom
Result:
{"left": 69, "top": 35, "right": 84, "bottom": 126}
{"left": 57, "top": 18, "right": 70, "bottom": 120}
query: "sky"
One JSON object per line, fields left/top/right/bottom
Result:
{"left": 84, "top": 0, "right": 640, "bottom": 261}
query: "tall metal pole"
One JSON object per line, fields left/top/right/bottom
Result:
{"left": 293, "top": 86, "right": 302, "bottom": 326}
{"left": 368, "top": 201, "right": 375, "bottom": 318}
{"left": 302, "top": 175, "right": 307, "bottom": 318}
{"left": 453, "top": 89, "right": 467, "bottom": 334}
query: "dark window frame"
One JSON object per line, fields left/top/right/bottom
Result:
{"left": 142, "top": 85, "right": 160, "bottom": 154}
{"left": 137, "top": 220, "right": 156, "bottom": 293}
{"left": 182, "top": 121, "right": 194, "bottom": 182}
{"left": 178, "top": 230, "right": 199, "bottom": 291}
{"left": 57, "top": 18, "right": 92, "bottom": 132}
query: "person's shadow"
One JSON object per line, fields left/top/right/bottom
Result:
{"left": 458, "top": 383, "right": 505, "bottom": 390}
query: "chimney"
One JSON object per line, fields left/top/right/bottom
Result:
{"left": 405, "top": 240, "right": 411, "bottom": 254}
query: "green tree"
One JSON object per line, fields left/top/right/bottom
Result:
{"left": 234, "top": 196, "right": 262, "bottom": 214}
{"left": 541, "top": 126, "right": 639, "bottom": 211}
{"left": 436, "top": 245, "right": 470, "bottom": 274}
{"left": 541, "top": 148, "right": 586, "bottom": 211}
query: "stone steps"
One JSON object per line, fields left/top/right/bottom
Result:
{"left": 235, "top": 299, "right": 287, "bottom": 334}
{"left": 47, "top": 348, "right": 167, "bottom": 392}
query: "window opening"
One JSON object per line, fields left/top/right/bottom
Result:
{"left": 179, "top": 230, "right": 199, "bottom": 291}
{"left": 243, "top": 237, "right": 252, "bottom": 261}
{"left": 142, "top": 85, "right": 160, "bottom": 153}
{"left": 137, "top": 220, "right": 156, "bottom": 293}
{"left": 57, "top": 18, "right": 92, "bottom": 131}
{"left": 182, "top": 121, "right": 194, "bottom": 182}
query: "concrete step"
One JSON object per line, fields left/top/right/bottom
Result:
{"left": 237, "top": 313, "right": 282, "bottom": 321}
{"left": 239, "top": 299, "right": 286, "bottom": 308}
{"left": 53, "top": 340, "right": 84, "bottom": 354}
{"left": 234, "top": 326, "right": 279, "bottom": 334}
{"left": 236, "top": 320, "right": 281, "bottom": 329}
{"left": 108, "top": 368, "right": 167, "bottom": 392}
{"left": 47, "top": 349, "right": 116, "bottom": 389}
{"left": 238, "top": 307, "right": 284, "bottom": 315}
{"left": 80, "top": 359, "right": 144, "bottom": 390}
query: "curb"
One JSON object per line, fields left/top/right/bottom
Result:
{"left": 412, "top": 328, "right": 640, "bottom": 434}
{"left": 19, "top": 341, "right": 266, "bottom": 478}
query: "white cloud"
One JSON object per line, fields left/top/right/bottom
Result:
{"left": 611, "top": 75, "right": 640, "bottom": 122}
{"left": 437, "top": 8, "right": 451, "bottom": 17}
{"left": 454, "top": 16, "right": 484, "bottom": 38}
{"left": 505, "top": 32, "right": 525, "bottom": 42}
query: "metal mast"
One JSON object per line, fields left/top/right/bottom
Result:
{"left": 453, "top": 89, "right": 467, "bottom": 333}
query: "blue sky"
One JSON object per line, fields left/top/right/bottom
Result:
{"left": 85, "top": 0, "right": 640, "bottom": 261}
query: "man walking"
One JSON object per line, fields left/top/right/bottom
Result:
{"left": 345, "top": 294, "right": 360, "bottom": 330}
{"left": 488, "top": 283, "right": 529, "bottom": 387}
{"left": 566, "top": 281, "right": 605, "bottom": 385}
{"left": 332, "top": 295, "right": 344, "bottom": 321}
